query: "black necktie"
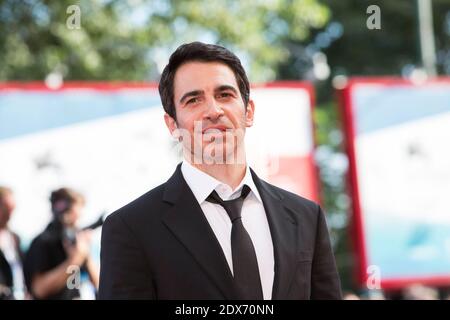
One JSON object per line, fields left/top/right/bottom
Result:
{"left": 206, "top": 185, "right": 264, "bottom": 300}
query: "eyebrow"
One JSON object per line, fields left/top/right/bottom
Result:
{"left": 215, "top": 85, "right": 238, "bottom": 95}
{"left": 178, "top": 85, "right": 239, "bottom": 104}
{"left": 179, "top": 90, "right": 204, "bottom": 104}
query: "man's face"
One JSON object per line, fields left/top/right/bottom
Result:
{"left": 0, "top": 193, "right": 16, "bottom": 229}
{"left": 165, "top": 61, "right": 254, "bottom": 164}
{"left": 62, "top": 202, "right": 83, "bottom": 228}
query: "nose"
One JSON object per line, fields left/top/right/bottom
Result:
{"left": 204, "top": 96, "right": 224, "bottom": 121}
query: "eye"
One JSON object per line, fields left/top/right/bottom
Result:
{"left": 186, "top": 97, "right": 199, "bottom": 104}
{"left": 218, "top": 92, "right": 232, "bottom": 99}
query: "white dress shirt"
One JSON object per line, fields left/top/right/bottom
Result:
{"left": 181, "top": 161, "right": 274, "bottom": 300}
{"left": 0, "top": 229, "right": 25, "bottom": 299}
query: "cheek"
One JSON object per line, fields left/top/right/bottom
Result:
{"left": 177, "top": 111, "right": 201, "bottom": 132}
{"left": 67, "top": 211, "right": 77, "bottom": 221}
{"left": 227, "top": 107, "right": 246, "bottom": 127}
{"left": 70, "top": 207, "right": 82, "bottom": 220}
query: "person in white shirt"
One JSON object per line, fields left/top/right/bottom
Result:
{"left": 99, "top": 42, "right": 341, "bottom": 300}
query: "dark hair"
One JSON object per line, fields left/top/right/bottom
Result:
{"left": 50, "top": 187, "right": 84, "bottom": 216}
{"left": 158, "top": 42, "right": 250, "bottom": 120}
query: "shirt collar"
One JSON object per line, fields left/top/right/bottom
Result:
{"left": 181, "top": 160, "right": 262, "bottom": 204}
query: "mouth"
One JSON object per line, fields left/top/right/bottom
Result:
{"left": 202, "top": 125, "right": 229, "bottom": 134}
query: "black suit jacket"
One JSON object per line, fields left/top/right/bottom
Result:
{"left": 99, "top": 164, "right": 341, "bottom": 300}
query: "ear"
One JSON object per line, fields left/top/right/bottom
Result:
{"left": 245, "top": 99, "right": 255, "bottom": 128}
{"left": 164, "top": 113, "right": 178, "bottom": 136}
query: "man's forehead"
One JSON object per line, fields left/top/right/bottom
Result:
{"left": 174, "top": 61, "right": 239, "bottom": 95}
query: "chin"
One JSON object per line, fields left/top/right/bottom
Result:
{"left": 202, "top": 145, "right": 238, "bottom": 164}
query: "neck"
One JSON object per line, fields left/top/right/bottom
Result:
{"left": 187, "top": 160, "right": 247, "bottom": 191}
{"left": 185, "top": 142, "right": 249, "bottom": 189}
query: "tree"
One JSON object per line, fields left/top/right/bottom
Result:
{"left": 276, "top": 0, "right": 450, "bottom": 293}
{"left": 0, "top": 0, "right": 156, "bottom": 80}
{"left": 0, "top": 0, "right": 330, "bottom": 82}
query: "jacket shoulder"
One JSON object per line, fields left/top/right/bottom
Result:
{"left": 262, "top": 180, "right": 320, "bottom": 212}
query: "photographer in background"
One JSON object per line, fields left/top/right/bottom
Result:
{"left": 0, "top": 186, "right": 26, "bottom": 300}
{"left": 24, "top": 187, "right": 99, "bottom": 300}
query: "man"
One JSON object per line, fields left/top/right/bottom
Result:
{"left": 24, "top": 187, "right": 99, "bottom": 300}
{"left": 99, "top": 42, "right": 341, "bottom": 300}
{"left": 0, "top": 186, "right": 25, "bottom": 299}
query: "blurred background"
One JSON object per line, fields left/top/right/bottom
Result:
{"left": 0, "top": 0, "right": 450, "bottom": 300}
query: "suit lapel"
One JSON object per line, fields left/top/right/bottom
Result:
{"left": 251, "top": 169, "right": 299, "bottom": 300}
{"left": 161, "top": 164, "right": 237, "bottom": 299}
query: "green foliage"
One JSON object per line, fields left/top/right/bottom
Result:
{"left": 0, "top": 0, "right": 156, "bottom": 80}
{"left": 278, "top": 0, "right": 450, "bottom": 80}
{"left": 0, "top": 0, "right": 330, "bottom": 81}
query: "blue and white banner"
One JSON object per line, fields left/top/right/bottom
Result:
{"left": 342, "top": 79, "right": 450, "bottom": 289}
{"left": 0, "top": 82, "right": 317, "bottom": 249}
